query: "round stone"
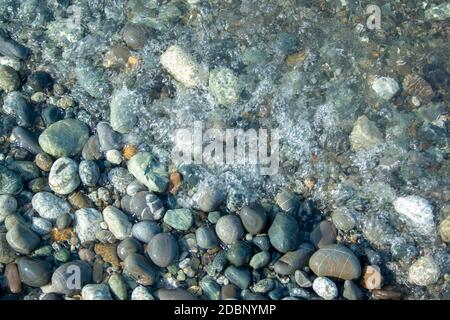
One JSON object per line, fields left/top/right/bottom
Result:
{"left": 122, "top": 24, "right": 149, "bottom": 50}
{"left": 74, "top": 208, "right": 103, "bottom": 243}
{"left": 215, "top": 215, "right": 245, "bottom": 245}
{"left": 38, "top": 119, "right": 90, "bottom": 157}
{"left": 312, "top": 277, "right": 338, "bottom": 300}
{"left": 48, "top": 157, "right": 80, "bottom": 195}
{"left": 147, "top": 233, "right": 179, "bottom": 267}
{"left": 108, "top": 273, "right": 128, "bottom": 300}
{"left": 224, "top": 266, "right": 252, "bottom": 290}
{"left": 331, "top": 208, "right": 356, "bottom": 232}
{"left": 117, "top": 238, "right": 143, "bottom": 261}
{"left": 6, "top": 224, "right": 40, "bottom": 254}
{"left": 32, "top": 192, "right": 71, "bottom": 220}
{"left": 131, "top": 286, "right": 154, "bottom": 300}
{"left": 408, "top": 256, "right": 440, "bottom": 286}
{"left": 163, "top": 208, "right": 194, "bottom": 231}
{"left": 131, "top": 221, "right": 161, "bottom": 243}
{"left": 195, "top": 226, "right": 218, "bottom": 249}
{"left": 275, "top": 190, "right": 299, "bottom": 213}
{"left": 310, "top": 221, "right": 338, "bottom": 248}
{"left": 31, "top": 217, "right": 52, "bottom": 235}
{"left": 106, "top": 149, "right": 123, "bottom": 165}
{"left": 130, "top": 191, "right": 165, "bottom": 220}
{"left": 78, "top": 160, "right": 100, "bottom": 186}
{"left": 124, "top": 253, "right": 159, "bottom": 286}
{"left": 226, "top": 241, "right": 252, "bottom": 267}
{"left": 268, "top": 213, "right": 300, "bottom": 253}
{"left": 34, "top": 153, "right": 53, "bottom": 172}
{"left": 309, "top": 244, "right": 362, "bottom": 280}
{"left": 0, "top": 195, "right": 17, "bottom": 221}
{"left": 82, "top": 284, "right": 113, "bottom": 300}
{"left": 102, "top": 206, "right": 132, "bottom": 240}
{"left": 253, "top": 235, "right": 270, "bottom": 251}
{"left": 17, "top": 257, "right": 52, "bottom": 287}
{"left": 240, "top": 205, "right": 267, "bottom": 235}
{"left": 51, "top": 261, "right": 92, "bottom": 296}
{"left": 56, "top": 213, "right": 72, "bottom": 229}
{"left": 249, "top": 251, "right": 271, "bottom": 269}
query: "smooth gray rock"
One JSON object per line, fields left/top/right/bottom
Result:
{"left": 147, "top": 233, "right": 179, "bottom": 267}
{"left": 51, "top": 261, "right": 92, "bottom": 296}
{"left": 131, "top": 221, "right": 161, "bottom": 243}
{"left": 32, "top": 192, "right": 71, "bottom": 220}
{"left": 215, "top": 215, "right": 245, "bottom": 245}
{"left": 6, "top": 224, "right": 40, "bottom": 254}
{"left": 195, "top": 226, "right": 218, "bottom": 249}
{"left": 240, "top": 205, "right": 267, "bottom": 235}
{"left": 17, "top": 257, "right": 52, "bottom": 287}
{"left": 268, "top": 213, "right": 300, "bottom": 253}
{"left": 124, "top": 253, "right": 158, "bottom": 286}
{"left": 102, "top": 206, "right": 132, "bottom": 240}
{"left": 48, "top": 157, "right": 80, "bottom": 195}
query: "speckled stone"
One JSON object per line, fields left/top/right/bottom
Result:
{"left": 164, "top": 208, "right": 194, "bottom": 231}
{"left": 48, "top": 157, "right": 80, "bottom": 195}
{"left": 32, "top": 192, "right": 71, "bottom": 220}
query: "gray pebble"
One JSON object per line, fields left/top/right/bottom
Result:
{"left": 96, "top": 121, "right": 122, "bottom": 152}
{"left": 124, "top": 253, "right": 159, "bottom": 286}
{"left": 108, "top": 167, "right": 135, "bottom": 193}
{"left": 164, "top": 208, "right": 194, "bottom": 231}
{"left": 17, "top": 257, "right": 52, "bottom": 287}
{"left": 82, "top": 284, "right": 113, "bottom": 300}
{"left": 103, "top": 206, "right": 132, "bottom": 240}
{"left": 268, "top": 213, "right": 301, "bottom": 253}
{"left": 48, "top": 157, "right": 80, "bottom": 195}
{"left": 215, "top": 215, "right": 245, "bottom": 245}
{"left": 6, "top": 224, "right": 40, "bottom": 254}
{"left": 79, "top": 160, "right": 100, "bottom": 186}
{"left": 117, "top": 238, "right": 143, "bottom": 261}
{"left": 249, "top": 251, "right": 271, "bottom": 270}
{"left": 51, "top": 261, "right": 92, "bottom": 296}
{"left": 224, "top": 266, "right": 252, "bottom": 290}
{"left": 0, "top": 195, "right": 17, "bottom": 222}
{"left": 147, "top": 233, "right": 179, "bottom": 267}
{"left": 131, "top": 221, "right": 161, "bottom": 243}
{"left": 240, "top": 205, "right": 267, "bottom": 235}
{"left": 0, "top": 165, "right": 23, "bottom": 194}
{"left": 195, "top": 226, "right": 218, "bottom": 249}
{"left": 32, "top": 192, "right": 71, "bottom": 220}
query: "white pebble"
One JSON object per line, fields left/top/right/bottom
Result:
{"left": 371, "top": 76, "right": 399, "bottom": 100}
{"left": 313, "top": 277, "right": 338, "bottom": 300}
{"left": 393, "top": 195, "right": 435, "bottom": 237}
{"left": 131, "top": 286, "right": 155, "bottom": 300}
{"left": 106, "top": 149, "right": 123, "bottom": 165}
{"left": 408, "top": 256, "right": 440, "bottom": 286}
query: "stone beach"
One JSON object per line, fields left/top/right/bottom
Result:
{"left": 0, "top": 0, "right": 448, "bottom": 302}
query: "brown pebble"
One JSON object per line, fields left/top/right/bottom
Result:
{"left": 78, "top": 248, "right": 96, "bottom": 263}
{"left": 362, "top": 265, "right": 383, "bottom": 290}
{"left": 169, "top": 172, "right": 182, "bottom": 195}
{"left": 51, "top": 227, "right": 73, "bottom": 242}
{"left": 372, "top": 287, "right": 402, "bottom": 300}
{"left": 402, "top": 74, "right": 434, "bottom": 103}
{"left": 5, "top": 263, "right": 22, "bottom": 294}
{"left": 35, "top": 153, "right": 53, "bottom": 172}
{"left": 68, "top": 191, "right": 93, "bottom": 209}
{"left": 94, "top": 243, "right": 120, "bottom": 267}
{"left": 221, "top": 284, "right": 240, "bottom": 299}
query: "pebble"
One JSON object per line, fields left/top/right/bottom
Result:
{"left": 38, "top": 119, "right": 90, "bottom": 157}
{"left": 309, "top": 244, "right": 362, "bottom": 280}
{"left": 108, "top": 167, "right": 135, "bottom": 194}
{"left": 108, "top": 273, "right": 128, "bottom": 300}
{"left": 273, "top": 244, "right": 315, "bottom": 275}
{"left": 78, "top": 160, "right": 100, "bottom": 186}
{"left": 195, "top": 226, "right": 218, "bottom": 249}
{"left": 439, "top": 215, "right": 450, "bottom": 242}
{"left": 370, "top": 76, "right": 399, "bottom": 100}
{"left": 164, "top": 208, "right": 194, "bottom": 231}
{"left": 34, "top": 153, "right": 53, "bottom": 172}
{"left": 26, "top": 71, "right": 53, "bottom": 92}
{"left": 224, "top": 266, "right": 252, "bottom": 290}
{"left": 312, "top": 277, "right": 338, "bottom": 300}
{"left": 275, "top": 190, "right": 299, "bottom": 213}
{"left": 41, "top": 106, "right": 64, "bottom": 127}
{"left": 240, "top": 205, "right": 267, "bottom": 235}
{"left": 226, "top": 241, "right": 252, "bottom": 267}
{"left": 130, "top": 191, "right": 165, "bottom": 220}
{"left": 408, "top": 256, "right": 440, "bottom": 286}
{"left": 48, "top": 157, "right": 80, "bottom": 195}
{"left": 147, "top": 233, "right": 179, "bottom": 267}
{"left": 131, "top": 221, "right": 161, "bottom": 243}
{"left": 17, "top": 257, "right": 52, "bottom": 287}
{"left": 110, "top": 88, "right": 139, "bottom": 134}
{"left": 92, "top": 259, "right": 104, "bottom": 284}
{"left": 31, "top": 217, "right": 52, "bottom": 235}
{"left": 4, "top": 213, "right": 26, "bottom": 231}
{"left": 249, "top": 251, "right": 270, "bottom": 269}
{"left": 207, "top": 211, "right": 221, "bottom": 224}
{"left": 0, "top": 32, "right": 30, "bottom": 60}
{"left": 106, "top": 149, "right": 123, "bottom": 165}
{"left": 5, "top": 263, "right": 22, "bottom": 293}
{"left": 53, "top": 261, "right": 93, "bottom": 295}
{"left": 362, "top": 265, "right": 383, "bottom": 290}
{"left": 0, "top": 166, "right": 23, "bottom": 194}
{"left": 127, "top": 152, "right": 169, "bottom": 193}
{"left": 200, "top": 276, "right": 221, "bottom": 300}
{"left": 253, "top": 278, "right": 275, "bottom": 294}
{"left": 124, "top": 253, "right": 159, "bottom": 286}
{"left": 131, "top": 286, "right": 154, "bottom": 300}
{"left": 82, "top": 135, "right": 102, "bottom": 160}
{"left": 160, "top": 45, "right": 207, "bottom": 88}
{"left": 331, "top": 207, "right": 356, "bottom": 232}
{"left": 6, "top": 224, "right": 40, "bottom": 254}
{"left": 153, "top": 288, "right": 198, "bottom": 300}
{"left": 253, "top": 235, "right": 271, "bottom": 251}
{"left": 402, "top": 74, "right": 434, "bottom": 103}
{"left": 343, "top": 280, "right": 364, "bottom": 300}
{"left": 117, "top": 238, "right": 143, "bottom": 260}
{"left": 10, "top": 126, "right": 43, "bottom": 154}
{"left": 425, "top": 3, "right": 450, "bottom": 21}
{"left": 195, "top": 186, "right": 226, "bottom": 212}
{"left": 7, "top": 161, "right": 39, "bottom": 181}
{"left": 0, "top": 64, "right": 20, "bottom": 92}
{"left": 31, "top": 192, "right": 70, "bottom": 220}
{"left": 350, "top": 115, "right": 384, "bottom": 151}
{"left": 3, "top": 91, "right": 34, "bottom": 127}
{"left": 221, "top": 284, "right": 240, "bottom": 299}
{"left": 208, "top": 67, "right": 240, "bottom": 106}
{"left": 0, "top": 195, "right": 17, "bottom": 222}
{"left": 215, "top": 215, "right": 245, "bottom": 245}
{"left": 122, "top": 24, "right": 149, "bottom": 50}
{"left": 295, "top": 270, "right": 312, "bottom": 288}
{"left": 393, "top": 195, "right": 435, "bottom": 237}
{"left": 0, "top": 232, "right": 17, "bottom": 264}
{"left": 82, "top": 284, "right": 113, "bottom": 300}
{"left": 268, "top": 213, "right": 300, "bottom": 253}
{"left": 74, "top": 208, "right": 103, "bottom": 243}
{"left": 96, "top": 121, "right": 122, "bottom": 152}
{"left": 310, "top": 221, "right": 337, "bottom": 248}
{"left": 103, "top": 206, "right": 132, "bottom": 240}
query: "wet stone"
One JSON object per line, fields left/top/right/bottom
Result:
{"left": 249, "top": 251, "right": 270, "bottom": 270}
{"left": 26, "top": 71, "right": 53, "bottom": 92}
{"left": 5, "top": 263, "right": 22, "bottom": 293}
{"left": 75, "top": 62, "right": 112, "bottom": 99}
{"left": 82, "top": 284, "right": 113, "bottom": 300}
{"left": 131, "top": 286, "right": 154, "bottom": 300}
{"left": 309, "top": 244, "right": 362, "bottom": 280}
{"left": 78, "top": 160, "right": 100, "bottom": 187}
{"left": 275, "top": 190, "right": 299, "bottom": 214}
{"left": 195, "top": 226, "right": 218, "bottom": 249}
{"left": 195, "top": 186, "right": 226, "bottom": 212}
{"left": 7, "top": 161, "right": 39, "bottom": 181}
{"left": 0, "top": 195, "right": 17, "bottom": 222}
{"left": 3, "top": 91, "right": 34, "bottom": 127}
{"left": 200, "top": 276, "right": 221, "bottom": 300}
{"left": 224, "top": 266, "right": 252, "bottom": 290}
{"left": 147, "top": 233, "right": 179, "bottom": 267}
{"left": 82, "top": 135, "right": 102, "bottom": 161}
{"left": 38, "top": 119, "right": 90, "bottom": 157}
{"left": 0, "top": 64, "right": 20, "bottom": 92}
{"left": 240, "top": 205, "right": 267, "bottom": 235}
{"left": 0, "top": 166, "right": 23, "bottom": 195}
{"left": 11, "top": 127, "right": 43, "bottom": 154}
{"left": 295, "top": 270, "right": 312, "bottom": 288}
{"left": 310, "top": 221, "right": 337, "bottom": 248}
{"left": 108, "top": 273, "right": 128, "bottom": 300}
{"left": 48, "top": 157, "right": 80, "bottom": 195}
{"left": 215, "top": 215, "right": 245, "bottom": 245}
{"left": 108, "top": 167, "right": 135, "bottom": 193}
{"left": 41, "top": 106, "right": 64, "bottom": 127}
{"left": 331, "top": 207, "right": 356, "bottom": 232}
{"left": 31, "top": 217, "right": 52, "bottom": 235}
{"left": 51, "top": 261, "right": 92, "bottom": 296}
{"left": 350, "top": 116, "right": 384, "bottom": 151}
{"left": 164, "top": 208, "right": 194, "bottom": 231}
{"left": 34, "top": 153, "right": 53, "bottom": 172}
{"left": 97, "top": 121, "right": 123, "bottom": 152}
{"left": 268, "top": 213, "right": 300, "bottom": 253}
{"left": 103, "top": 206, "right": 132, "bottom": 240}
{"left": 6, "top": 224, "right": 40, "bottom": 254}
{"left": 253, "top": 235, "right": 270, "bottom": 251}
{"left": 122, "top": 24, "right": 149, "bottom": 51}
{"left": 17, "top": 257, "right": 52, "bottom": 287}
{"left": 117, "top": 238, "right": 143, "bottom": 261}
{"left": 110, "top": 88, "right": 140, "bottom": 134}
{"left": 343, "top": 280, "right": 364, "bottom": 300}
{"left": 273, "top": 244, "right": 315, "bottom": 275}
{"left": 371, "top": 76, "right": 399, "bottom": 100}
{"left": 312, "top": 277, "right": 338, "bottom": 300}
{"left": 127, "top": 152, "right": 169, "bottom": 193}
{"left": 226, "top": 241, "right": 252, "bottom": 267}
{"left": 124, "top": 253, "right": 159, "bottom": 286}
{"left": 408, "top": 256, "right": 440, "bottom": 286}
{"left": 131, "top": 221, "right": 161, "bottom": 243}
{"left": 0, "top": 232, "right": 17, "bottom": 264}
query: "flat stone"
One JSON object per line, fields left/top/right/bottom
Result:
{"left": 164, "top": 208, "right": 194, "bottom": 231}
{"left": 273, "top": 244, "right": 315, "bottom": 275}
{"left": 309, "top": 244, "right": 362, "bottom": 280}
{"left": 224, "top": 266, "right": 252, "bottom": 290}
{"left": 131, "top": 221, "right": 161, "bottom": 243}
